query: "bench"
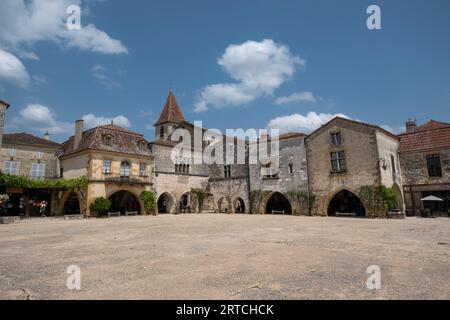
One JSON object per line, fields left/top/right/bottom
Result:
{"left": 271, "top": 210, "right": 285, "bottom": 215}
{"left": 107, "top": 212, "right": 121, "bottom": 218}
{"left": 125, "top": 211, "right": 138, "bottom": 216}
{"left": 64, "top": 214, "right": 84, "bottom": 220}
{"left": 335, "top": 212, "right": 357, "bottom": 217}
{"left": 0, "top": 216, "right": 21, "bottom": 224}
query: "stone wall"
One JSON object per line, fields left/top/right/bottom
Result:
{"left": 249, "top": 136, "right": 308, "bottom": 214}
{"left": 1, "top": 144, "right": 61, "bottom": 178}
{"left": 306, "top": 119, "right": 388, "bottom": 217}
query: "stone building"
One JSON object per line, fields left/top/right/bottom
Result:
{"left": 150, "top": 91, "right": 210, "bottom": 214}
{"left": 305, "top": 117, "right": 404, "bottom": 218}
{"left": 0, "top": 132, "right": 63, "bottom": 216}
{"left": 249, "top": 133, "right": 308, "bottom": 215}
{"left": 399, "top": 119, "right": 450, "bottom": 216}
{"left": 60, "top": 120, "right": 153, "bottom": 216}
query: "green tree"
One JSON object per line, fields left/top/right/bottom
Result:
{"left": 89, "top": 197, "right": 111, "bottom": 216}
{"left": 140, "top": 191, "right": 156, "bottom": 215}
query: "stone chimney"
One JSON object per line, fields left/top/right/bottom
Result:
{"left": 405, "top": 118, "right": 417, "bottom": 133}
{"left": 74, "top": 119, "right": 84, "bottom": 150}
{"left": 44, "top": 132, "right": 50, "bottom": 140}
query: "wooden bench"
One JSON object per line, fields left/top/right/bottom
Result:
{"left": 64, "top": 214, "right": 84, "bottom": 220}
{"left": 107, "top": 212, "right": 121, "bottom": 218}
{"left": 125, "top": 211, "right": 138, "bottom": 216}
{"left": 335, "top": 212, "right": 357, "bottom": 217}
{"left": 0, "top": 216, "right": 21, "bottom": 224}
{"left": 271, "top": 210, "right": 285, "bottom": 215}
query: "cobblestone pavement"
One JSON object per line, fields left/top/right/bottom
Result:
{"left": 0, "top": 214, "right": 449, "bottom": 299}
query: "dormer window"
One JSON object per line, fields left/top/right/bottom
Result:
{"left": 138, "top": 140, "right": 147, "bottom": 151}
{"left": 102, "top": 134, "right": 113, "bottom": 146}
{"left": 331, "top": 132, "right": 342, "bottom": 146}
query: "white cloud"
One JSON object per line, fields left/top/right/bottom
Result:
{"left": 91, "top": 64, "right": 120, "bottom": 89}
{"left": 82, "top": 113, "right": 131, "bottom": 129}
{"left": 274, "top": 91, "right": 316, "bottom": 105}
{"left": 9, "top": 104, "right": 132, "bottom": 137}
{"left": 267, "top": 112, "right": 350, "bottom": 134}
{"left": 10, "top": 104, "right": 73, "bottom": 134}
{"left": 0, "top": 49, "right": 30, "bottom": 87}
{"left": 0, "top": 0, "right": 127, "bottom": 55}
{"left": 194, "top": 39, "right": 304, "bottom": 112}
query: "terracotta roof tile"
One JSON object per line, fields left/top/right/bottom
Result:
{"left": 3, "top": 133, "right": 62, "bottom": 149}
{"left": 399, "top": 120, "right": 450, "bottom": 153}
{"left": 154, "top": 90, "right": 185, "bottom": 125}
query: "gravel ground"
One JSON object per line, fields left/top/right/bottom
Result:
{"left": 0, "top": 214, "right": 449, "bottom": 300}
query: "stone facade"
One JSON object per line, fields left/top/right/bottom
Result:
{"left": 60, "top": 121, "right": 153, "bottom": 216}
{"left": 399, "top": 120, "right": 450, "bottom": 216}
{"left": 249, "top": 133, "right": 308, "bottom": 214}
{"left": 306, "top": 117, "right": 403, "bottom": 218}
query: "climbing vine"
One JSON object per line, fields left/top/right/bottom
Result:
{"left": 249, "top": 189, "right": 271, "bottom": 214}
{"left": 0, "top": 173, "right": 88, "bottom": 190}
{"left": 359, "top": 185, "right": 392, "bottom": 217}
{"left": 191, "top": 188, "right": 212, "bottom": 213}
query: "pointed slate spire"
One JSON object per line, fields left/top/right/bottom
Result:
{"left": 154, "top": 90, "right": 185, "bottom": 126}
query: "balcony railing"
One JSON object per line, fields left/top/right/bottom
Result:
{"left": 101, "top": 173, "right": 151, "bottom": 185}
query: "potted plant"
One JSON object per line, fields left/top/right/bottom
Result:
{"left": 89, "top": 197, "right": 111, "bottom": 217}
{"left": 140, "top": 191, "right": 156, "bottom": 215}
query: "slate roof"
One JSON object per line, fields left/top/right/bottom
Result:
{"left": 3, "top": 133, "right": 62, "bottom": 149}
{"left": 154, "top": 90, "right": 185, "bottom": 125}
{"left": 61, "top": 124, "right": 152, "bottom": 157}
{"left": 398, "top": 120, "right": 450, "bottom": 153}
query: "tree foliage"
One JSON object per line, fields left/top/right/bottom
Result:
{"left": 89, "top": 197, "right": 111, "bottom": 215}
{"left": 140, "top": 191, "right": 156, "bottom": 214}
{"left": 0, "top": 173, "right": 88, "bottom": 190}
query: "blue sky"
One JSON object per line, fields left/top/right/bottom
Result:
{"left": 0, "top": 0, "right": 449, "bottom": 142}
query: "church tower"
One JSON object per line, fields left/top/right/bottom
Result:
{"left": 154, "top": 90, "right": 185, "bottom": 141}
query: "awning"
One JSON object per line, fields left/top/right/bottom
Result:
{"left": 420, "top": 195, "right": 444, "bottom": 202}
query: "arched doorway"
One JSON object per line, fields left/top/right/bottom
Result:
{"left": 392, "top": 184, "right": 404, "bottom": 211}
{"left": 157, "top": 192, "right": 174, "bottom": 214}
{"left": 63, "top": 192, "right": 80, "bottom": 215}
{"left": 179, "top": 192, "right": 196, "bottom": 213}
{"left": 266, "top": 192, "right": 292, "bottom": 215}
{"left": 218, "top": 197, "right": 229, "bottom": 213}
{"left": 108, "top": 190, "right": 141, "bottom": 215}
{"left": 234, "top": 197, "right": 246, "bottom": 213}
{"left": 328, "top": 190, "right": 366, "bottom": 217}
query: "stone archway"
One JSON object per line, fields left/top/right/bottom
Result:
{"left": 217, "top": 197, "right": 230, "bottom": 213}
{"left": 265, "top": 192, "right": 292, "bottom": 215}
{"left": 157, "top": 192, "right": 175, "bottom": 214}
{"left": 108, "top": 190, "right": 141, "bottom": 215}
{"left": 392, "top": 184, "right": 404, "bottom": 212}
{"left": 233, "top": 197, "right": 246, "bottom": 213}
{"left": 327, "top": 189, "right": 366, "bottom": 217}
{"left": 63, "top": 191, "right": 80, "bottom": 215}
{"left": 179, "top": 191, "right": 197, "bottom": 213}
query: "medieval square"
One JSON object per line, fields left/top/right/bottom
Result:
{"left": 0, "top": 1, "right": 449, "bottom": 304}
